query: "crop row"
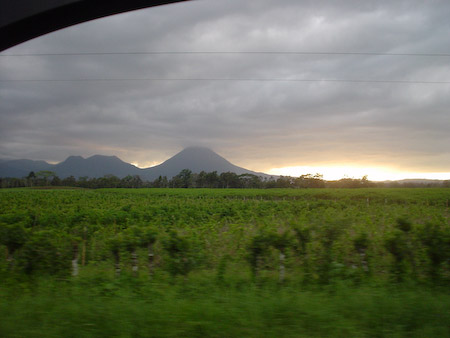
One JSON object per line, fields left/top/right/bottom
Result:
{"left": 1, "top": 188, "right": 449, "bottom": 285}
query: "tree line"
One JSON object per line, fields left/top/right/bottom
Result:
{"left": 1, "top": 169, "right": 449, "bottom": 189}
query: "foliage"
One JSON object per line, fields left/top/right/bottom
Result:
{"left": 4, "top": 167, "right": 448, "bottom": 189}
{"left": 0, "top": 187, "right": 448, "bottom": 284}
{"left": 246, "top": 232, "right": 272, "bottom": 279}
{"left": 162, "top": 231, "right": 197, "bottom": 278}
{"left": 419, "top": 222, "right": 450, "bottom": 282}
{"left": 0, "top": 187, "right": 449, "bottom": 336}
{"left": 18, "top": 230, "right": 72, "bottom": 276}
{"left": 0, "top": 222, "right": 28, "bottom": 255}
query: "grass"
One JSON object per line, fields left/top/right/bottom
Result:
{"left": 1, "top": 272, "right": 449, "bottom": 337}
{"left": 1, "top": 188, "right": 448, "bottom": 337}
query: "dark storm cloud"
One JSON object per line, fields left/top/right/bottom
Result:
{"left": 1, "top": 0, "right": 449, "bottom": 175}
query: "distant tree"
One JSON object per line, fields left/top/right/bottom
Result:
{"left": 360, "top": 175, "right": 372, "bottom": 187}
{"left": 120, "top": 175, "right": 133, "bottom": 188}
{"left": 196, "top": 171, "right": 208, "bottom": 188}
{"left": 152, "top": 175, "right": 169, "bottom": 188}
{"left": 264, "top": 178, "right": 279, "bottom": 188}
{"left": 295, "top": 173, "right": 325, "bottom": 188}
{"left": 62, "top": 175, "right": 77, "bottom": 187}
{"left": 0, "top": 178, "right": 26, "bottom": 188}
{"left": 326, "top": 176, "right": 374, "bottom": 188}
{"left": 239, "top": 173, "right": 263, "bottom": 188}
{"left": 152, "top": 176, "right": 162, "bottom": 188}
{"left": 177, "top": 169, "right": 193, "bottom": 188}
{"left": 119, "top": 175, "right": 142, "bottom": 188}
{"left": 169, "top": 176, "right": 179, "bottom": 188}
{"left": 36, "top": 170, "right": 56, "bottom": 186}
{"left": 51, "top": 175, "right": 61, "bottom": 186}
{"left": 220, "top": 172, "right": 240, "bottom": 188}
{"left": 161, "top": 176, "right": 168, "bottom": 188}
{"left": 26, "top": 171, "right": 36, "bottom": 187}
{"left": 98, "top": 175, "right": 120, "bottom": 188}
{"left": 132, "top": 175, "right": 143, "bottom": 188}
{"left": 275, "top": 176, "right": 293, "bottom": 188}
{"left": 205, "top": 171, "right": 220, "bottom": 188}
{"left": 77, "top": 176, "right": 89, "bottom": 188}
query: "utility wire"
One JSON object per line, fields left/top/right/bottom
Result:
{"left": 3, "top": 51, "right": 449, "bottom": 84}
{"left": 1, "top": 77, "right": 450, "bottom": 84}
{"left": 2, "top": 51, "right": 450, "bottom": 57}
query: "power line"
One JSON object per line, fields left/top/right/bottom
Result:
{"left": 2, "top": 51, "right": 450, "bottom": 57}
{"left": 1, "top": 77, "right": 450, "bottom": 84}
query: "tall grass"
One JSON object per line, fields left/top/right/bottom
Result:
{"left": 1, "top": 188, "right": 449, "bottom": 337}
{"left": 1, "top": 273, "right": 449, "bottom": 337}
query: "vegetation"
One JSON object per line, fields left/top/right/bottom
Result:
{"left": 0, "top": 188, "right": 449, "bottom": 336}
{"left": 2, "top": 169, "right": 449, "bottom": 189}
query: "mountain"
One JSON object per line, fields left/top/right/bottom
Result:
{"left": 381, "top": 178, "right": 445, "bottom": 187}
{"left": 0, "top": 148, "right": 270, "bottom": 180}
{"left": 0, "top": 155, "right": 143, "bottom": 179}
{"left": 395, "top": 179, "right": 444, "bottom": 185}
{"left": 52, "top": 155, "right": 143, "bottom": 178}
{"left": 0, "top": 159, "right": 52, "bottom": 178}
{"left": 140, "top": 147, "right": 269, "bottom": 181}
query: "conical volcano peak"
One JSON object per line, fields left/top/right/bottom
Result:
{"left": 140, "top": 147, "right": 268, "bottom": 180}
{"left": 183, "top": 146, "right": 211, "bottom": 150}
{"left": 179, "top": 147, "right": 216, "bottom": 154}
{"left": 165, "top": 147, "right": 231, "bottom": 166}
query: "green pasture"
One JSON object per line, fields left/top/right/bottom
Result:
{"left": 0, "top": 188, "right": 449, "bottom": 337}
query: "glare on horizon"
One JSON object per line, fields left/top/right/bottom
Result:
{"left": 130, "top": 158, "right": 449, "bottom": 181}
{"left": 268, "top": 165, "right": 450, "bottom": 181}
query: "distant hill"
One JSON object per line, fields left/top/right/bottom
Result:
{"left": 0, "top": 147, "right": 270, "bottom": 180}
{"left": 381, "top": 178, "right": 445, "bottom": 186}
{"left": 395, "top": 179, "right": 444, "bottom": 185}
{"left": 52, "top": 155, "right": 143, "bottom": 178}
{"left": 0, "top": 159, "right": 53, "bottom": 178}
{"left": 0, "top": 155, "right": 143, "bottom": 179}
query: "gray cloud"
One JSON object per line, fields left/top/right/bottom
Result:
{"left": 1, "top": 0, "right": 449, "bottom": 176}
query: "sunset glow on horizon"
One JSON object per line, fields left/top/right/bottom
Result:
{"left": 268, "top": 166, "right": 450, "bottom": 182}
{"left": 130, "top": 158, "right": 450, "bottom": 182}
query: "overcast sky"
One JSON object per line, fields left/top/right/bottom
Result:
{"left": 1, "top": 0, "right": 449, "bottom": 180}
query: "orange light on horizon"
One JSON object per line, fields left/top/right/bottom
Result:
{"left": 268, "top": 166, "right": 450, "bottom": 181}
{"left": 130, "top": 161, "right": 161, "bottom": 168}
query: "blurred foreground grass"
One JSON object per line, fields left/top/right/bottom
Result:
{"left": 1, "top": 272, "right": 449, "bottom": 338}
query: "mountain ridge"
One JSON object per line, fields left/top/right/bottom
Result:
{"left": 0, "top": 147, "right": 270, "bottom": 180}
{"left": 1, "top": 148, "right": 446, "bottom": 183}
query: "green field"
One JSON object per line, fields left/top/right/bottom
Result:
{"left": 1, "top": 188, "right": 449, "bottom": 337}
